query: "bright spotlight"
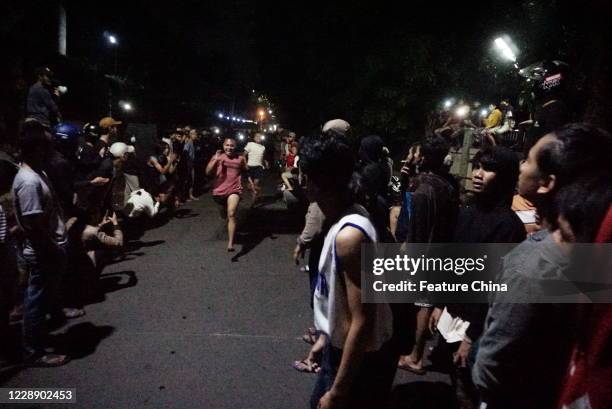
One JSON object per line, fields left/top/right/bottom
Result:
{"left": 443, "top": 99, "right": 453, "bottom": 109}
{"left": 494, "top": 37, "right": 517, "bottom": 62}
{"left": 218, "top": 113, "right": 223, "bottom": 119}
{"left": 480, "top": 109, "right": 488, "bottom": 117}
{"left": 455, "top": 105, "right": 469, "bottom": 118}
{"left": 213, "top": 128, "right": 220, "bottom": 134}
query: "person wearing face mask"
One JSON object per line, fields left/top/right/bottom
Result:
{"left": 206, "top": 137, "right": 247, "bottom": 252}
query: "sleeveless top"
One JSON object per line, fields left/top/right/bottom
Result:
{"left": 313, "top": 210, "right": 393, "bottom": 351}
{"left": 212, "top": 154, "right": 243, "bottom": 196}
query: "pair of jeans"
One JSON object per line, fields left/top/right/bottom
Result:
{"left": 21, "top": 245, "right": 66, "bottom": 359}
{"left": 310, "top": 338, "right": 398, "bottom": 409}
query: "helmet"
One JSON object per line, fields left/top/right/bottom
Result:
{"left": 53, "top": 122, "right": 81, "bottom": 154}
{"left": 83, "top": 122, "right": 101, "bottom": 143}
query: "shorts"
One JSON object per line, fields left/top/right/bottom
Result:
{"left": 213, "top": 194, "right": 240, "bottom": 218}
{"left": 248, "top": 166, "right": 264, "bottom": 180}
{"left": 213, "top": 195, "right": 229, "bottom": 207}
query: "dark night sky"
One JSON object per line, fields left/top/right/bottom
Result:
{"left": 2, "top": 1, "right": 611, "bottom": 136}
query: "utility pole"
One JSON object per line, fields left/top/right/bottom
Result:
{"left": 58, "top": 3, "right": 67, "bottom": 55}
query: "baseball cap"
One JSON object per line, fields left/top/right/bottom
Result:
{"left": 109, "top": 142, "right": 135, "bottom": 158}
{"left": 322, "top": 119, "right": 350, "bottom": 136}
{"left": 99, "top": 117, "right": 123, "bottom": 129}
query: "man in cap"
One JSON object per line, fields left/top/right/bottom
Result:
{"left": 322, "top": 119, "right": 351, "bottom": 137}
{"left": 26, "top": 67, "right": 61, "bottom": 128}
{"left": 96, "top": 117, "right": 122, "bottom": 157}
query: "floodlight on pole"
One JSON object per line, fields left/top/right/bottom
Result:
{"left": 494, "top": 37, "right": 517, "bottom": 62}
{"left": 119, "top": 100, "right": 133, "bottom": 112}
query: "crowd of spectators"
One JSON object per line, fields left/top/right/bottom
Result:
{"left": 1, "top": 65, "right": 611, "bottom": 409}
{"left": 291, "top": 118, "right": 611, "bottom": 409}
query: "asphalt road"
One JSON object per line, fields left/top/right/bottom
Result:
{"left": 1, "top": 176, "right": 453, "bottom": 409}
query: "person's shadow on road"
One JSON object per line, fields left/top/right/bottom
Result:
{"left": 51, "top": 322, "right": 115, "bottom": 360}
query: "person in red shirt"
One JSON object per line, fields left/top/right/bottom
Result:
{"left": 206, "top": 137, "right": 247, "bottom": 251}
{"left": 281, "top": 144, "right": 299, "bottom": 191}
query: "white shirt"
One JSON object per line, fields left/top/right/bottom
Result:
{"left": 244, "top": 142, "right": 266, "bottom": 167}
{"left": 313, "top": 210, "right": 393, "bottom": 351}
{"left": 125, "top": 189, "right": 159, "bottom": 218}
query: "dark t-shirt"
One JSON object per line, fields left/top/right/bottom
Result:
{"left": 44, "top": 150, "right": 77, "bottom": 217}
{"left": 404, "top": 172, "right": 458, "bottom": 244}
{"left": 122, "top": 153, "right": 141, "bottom": 176}
{"left": 447, "top": 202, "right": 526, "bottom": 340}
{"left": 77, "top": 144, "right": 102, "bottom": 177}
{"left": 26, "top": 82, "right": 59, "bottom": 126}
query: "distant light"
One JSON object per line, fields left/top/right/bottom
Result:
{"left": 213, "top": 128, "right": 220, "bottom": 134}
{"left": 494, "top": 37, "right": 517, "bottom": 62}
{"left": 225, "top": 116, "right": 230, "bottom": 120}
{"left": 261, "top": 135, "right": 265, "bottom": 141}
{"left": 237, "top": 133, "right": 245, "bottom": 141}
{"left": 480, "top": 108, "right": 488, "bottom": 117}
{"left": 218, "top": 113, "right": 223, "bottom": 119}
{"left": 231, "top": 116, "right": 236, "bottom": 121}
{"left": 252, "top": 89, "right": 255, "bottom": 93}
{"left": 443, "top": 99, "right": 453, "bottom": 109}
{"left": 268, "top": 109, "right": 273, "bottom": 114}
{"left": 258, "top": 109, "right": 265, "bottom": 117}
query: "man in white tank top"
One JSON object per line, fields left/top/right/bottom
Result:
{"left": 300, "top": 135, "right": 396, "bottom": 409}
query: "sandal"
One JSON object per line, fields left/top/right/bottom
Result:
{"left": 26, "top": 353, "right": 71, "bottom": 367}
{"left": 63, "top": 308, "right": 86, "bottom": 319}
{"left": 292, "top": 359, "right": 320, "bottom": 373}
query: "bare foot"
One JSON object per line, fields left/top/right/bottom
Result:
{"left": 398, "top": 355, "right": 426, "bottom": 375}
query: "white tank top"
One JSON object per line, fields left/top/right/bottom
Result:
{"left": 313, "top": 212, "right": 393, "bottom": 351}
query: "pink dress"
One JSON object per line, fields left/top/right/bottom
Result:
{"left": 212, "top": 154, "right": 243, "bottom": 196}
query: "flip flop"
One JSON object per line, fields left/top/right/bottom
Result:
{"left": 292, "top": 360, "right": 320, "bottom": 373}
